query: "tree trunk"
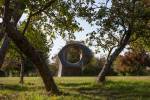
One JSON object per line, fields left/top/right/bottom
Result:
{"left": 97, "top": 46, "right": 126, "bottom": 82}
{"left": 2, "top": 0, "right": 59, "bottom": 94}
{"left": 0, "top": 23, "right": 4, "bottom": 41}
{"left": 0, "top": 0, "right": 24, "bottom": 69}
{"left": 19, "top": 54, "right": 25, "bottom": 84}
{"left": 97, "top": 32, "right": 131, "bottom": 82}
{"left": 0, "top": 34, "right": 10, "bottom": 68}
{"left": 6, "top": 23, "right": 59, "bottom": 94}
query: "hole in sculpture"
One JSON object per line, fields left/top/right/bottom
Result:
{"left": 66, "top": 46, "right": 82, "bottom": 64}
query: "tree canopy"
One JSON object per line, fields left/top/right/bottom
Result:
{"left": 81, "top": 0, "right": 150, "bottom": 82}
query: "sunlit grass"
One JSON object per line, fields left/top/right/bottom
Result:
{"left": 0, "top": 76, "right": 150, "bottom": 100}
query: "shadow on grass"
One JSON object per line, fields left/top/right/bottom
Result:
{"left": 59, "top": 82, "right": 91, "bottom": 88}
{"left": 59, "top": 80, "right": 150, "bottom": 100}
{"left": 0, "top": 83, "right": 28, "bottom": 91}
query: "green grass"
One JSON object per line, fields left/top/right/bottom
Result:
{"left": 0, "top": 76, "right": 150, "bottom": 100}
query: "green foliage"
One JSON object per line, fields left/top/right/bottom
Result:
{"left": 21, "top": 0, "right": 93, "bottom": 40}
{"left": 20, "top": 23, "right": 50, "bottom": 55}
{"left": 84, "top": 0, "right": 150, "bottom": 53}
{"left": 114, "top": 50, "right": 150, "bottom": 75}
{"left": 82, "top": 57, "right": 101, "bottom": 76}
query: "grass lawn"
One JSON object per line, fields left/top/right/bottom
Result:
{"left": 0, "top": 76, "right": 150, "bottom": 100}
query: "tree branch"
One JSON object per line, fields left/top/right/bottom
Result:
{"left": 0, "top": 34, "right": 9, "bottom": 68}
{"left": 22, "top": 12, "right": 32, "bottom": 35}
{"left": 0, "top": 0, "right": 10, "bottom": 42}
{"left": 22, "top": 0, "right": 57, "bottom": 35}
{"left": 31, "top": 0, "right": 56, "bottom": 16}
{"left": 0, "top": 23, "right": 4, "bottom": 41}
{"left": 120, "top": 32, "right": 126, "bottom": 45}
{"left": 106, "top": 45, "right": 117, "bottom": 61}
{"left": 106, "top": 0, "right": 110, "bottom": 6}
{"left": 3, "top": 0, "right": 10, "bottom": 24}
{"left": 110, "top": 33, "right": 119, "bottom": 44}
{"left": 117, "top": 16, "right": 127, "bottom": 45}
{"left": 120, "top": 17, "right": 127, "bottom": 32}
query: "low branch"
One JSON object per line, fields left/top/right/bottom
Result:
{"left": 120, "top": 32, "right": 126, "bottom": 45}
{"left": 106, "top": 45, "right": 117, "bottom": 61}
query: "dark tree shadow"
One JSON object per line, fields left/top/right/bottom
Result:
{"left": 0, "top": 83, "right": 28, "bottom": 91}
{"left": 59, "top": 80, "right": 150, "bottom": 100}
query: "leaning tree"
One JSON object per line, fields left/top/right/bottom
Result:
{"left": 0, "top": 0, "right": 94, "bottom": 94}
{"left": 84, "top": 0, "right": 150, "bottom": 82}
{"left": 2, "top": 23, "right": 50, "bottom": 84}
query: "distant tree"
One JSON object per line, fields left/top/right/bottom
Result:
{"left": 114, "top": 50, "right": 150, "bottom": 75}
{"left": 82, "top": 57, "right": 107, "bottom": 76}
{"left": 82, "top": 57, "right": 99, "bottom": 76}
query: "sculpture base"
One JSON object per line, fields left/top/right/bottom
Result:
{"left": 58, "top": 66, "right": 82, "bottom": 77}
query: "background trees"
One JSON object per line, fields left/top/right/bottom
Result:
{"left": 114, "top": 50, "right": 150, "bottom": 76}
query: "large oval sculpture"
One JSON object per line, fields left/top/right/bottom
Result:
{"left": 58, "top": 41, "right": 93, "bottom": 77}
